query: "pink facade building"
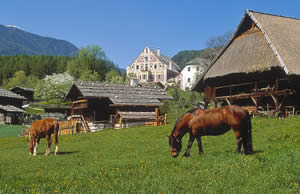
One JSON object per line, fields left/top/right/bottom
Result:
{"left": 126, "top": 47, "right": 180, "bottom": 85}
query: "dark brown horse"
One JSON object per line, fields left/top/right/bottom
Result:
{"left": 29, "top": 118, "right": 59, "bottom": 156}
{"left": 168, "top": 105, "right": 253, "bottom": 157}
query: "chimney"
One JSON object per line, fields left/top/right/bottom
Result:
{"left": 157, "top": 48, "right": 160, "bottom": 56}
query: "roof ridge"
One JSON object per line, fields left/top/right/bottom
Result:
{"left": 248, "top": 9, "right": 300, "bottom": 21}
{"left": 247, "top": 10, "right": 289, "bottom": 74}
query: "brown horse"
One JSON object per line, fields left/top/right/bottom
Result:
{"left": 29, "top": 118, "right": 59, "bottom": 156}
{"left": 168, "top": 105, "right": 253, "bottom": 158}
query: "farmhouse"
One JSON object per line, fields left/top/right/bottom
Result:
{"left": 64, "top": 81, "right": 172, "bottom": 130}
{"left": 179, "top": 57, "right": 209, "bottom": 91}
{"left": 192, "top": 10, "right": 300, "bottom": 115}
{"left": 126, "top": 47, "right": 180, "bottom": 85}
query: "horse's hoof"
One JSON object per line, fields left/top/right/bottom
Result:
{"left": 182, "top": 154, "right": 190, "bottom": 158}
{"left": 29, "top": 152, "right": 32, "bottom": 155}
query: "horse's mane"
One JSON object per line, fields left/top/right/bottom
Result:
{"left": 171, "top": 108, "right": 202, "bottom": 135}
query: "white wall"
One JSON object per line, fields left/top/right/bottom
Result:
{"left": 180, "top": 65, "right": 202, "bottom": 91}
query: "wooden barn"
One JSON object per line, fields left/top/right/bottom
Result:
{"left": 10, "top": 86, "right": 34, "bottom": 102}
{"left": 64, "top": 81, "right": 172, "bottom": 130}
{"left": 192, "top": 10, "right": 300, "bottom": 116}
{"left": 0, "top": 88, "right": 26, "bottom": 108}
{"left": 0, "top": 105, "right": 24, "bottom": 124}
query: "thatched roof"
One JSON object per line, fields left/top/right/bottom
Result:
{"left": 192, "top": 10, "right": 300, "bottom": 91}
{"left": 0, "top": 88, "right": 26, "bottom": 100}
{"left": 65, "top": 81, "right": 173, "bottom": 106}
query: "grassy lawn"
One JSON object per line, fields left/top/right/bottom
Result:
{"left": 0, "top": 124, "right": 26, "bottom": 138}
{"left": 0, "top": 116, "right": 299, "bottom": 193}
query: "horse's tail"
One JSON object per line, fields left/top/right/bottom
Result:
{"left": 53, "top": 120, "right": 59, "bottom": 146}
{"left": 242, "top": 112, "right": 253, "bottom": 154}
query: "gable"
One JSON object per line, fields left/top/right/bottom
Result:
{"left": 251, "top": 11, "right": 300, "bottom": 74}
{"left": 205, "top": 23, "right": 280, "bottom": 79}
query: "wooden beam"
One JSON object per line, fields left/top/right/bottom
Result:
{"left": 270, "top": 94, "right": 279, "bottom": 111}
{"left": 250, "top": 96, "right": 258, "bottom": 107}
{"left": 225, "top": 98, "right": 232, "bottom": 105}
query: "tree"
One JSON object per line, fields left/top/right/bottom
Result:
{"left": 34, "top": 73, "right": 74, "bottom": 103}
{"left": 4, "top": 71, "right": 27, "bottom": 89}
{"left": 105, "top": 70, "right": 124, "bottom": 83}
{"left": 206, "top": 31, "right": 232, "bottom": 55}
{"left": 3, "top": 70, "right": 39, "bottom": 89}
{"left": 66, "top": 45, "right": 113, "bottom": 81}
{"left": 80, "top": 70, "right": 101, "bottom": 81}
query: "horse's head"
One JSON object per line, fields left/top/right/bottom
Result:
{"left": 168, "top": 135, "right": 182, "bottom": 158}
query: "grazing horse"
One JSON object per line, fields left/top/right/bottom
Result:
{"left": 29, "top": 118, "right": 59, "bottom": 156}
{"left": 168, "top": 105, "right": 253, "bottom": 158}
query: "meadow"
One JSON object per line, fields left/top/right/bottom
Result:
{"left": 0, "top": 115, "right": 299, "bottom": 193}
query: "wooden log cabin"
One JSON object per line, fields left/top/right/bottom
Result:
{"left": 64, "top": 81, "right": 173, "bottom": 129}
{"left": 192, "top": 10, "right": 300, "bottom": 115}
{"left": 0, "top": 88, "right": 26, "bottom": 124}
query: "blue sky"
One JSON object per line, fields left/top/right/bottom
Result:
{"left": 1, "top": 0, "right": 299, "bottom": 69}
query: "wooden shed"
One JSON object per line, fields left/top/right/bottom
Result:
{"left": 64, "top": 81, "right": 172, "bottom": 130}
{"left": 0, "top": 105, "right": 24, "bottom": 124}
{"left": 0, "top": 88, "right": 26, "bottom": 108}
{"left": 10, "top": 86, "right": 34, "bottom": 102}
{"left": 192, "top": 10, "right": 300, "bottom": 115}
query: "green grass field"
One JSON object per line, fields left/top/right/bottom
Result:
{"left": 0, "top": 116, "right": 299, "bottom": 193}
{"left": 0, "top": 124, "right": 26, "bottom": 138}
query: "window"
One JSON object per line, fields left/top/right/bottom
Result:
{"left": 145, "top": 57, "right": 148, "bottom": 62}
{"left": 196, "top": 67, "right": 200, "bottom": 71}
{"left": 136, "top": 65, "right": 139, "bottom": 70}
{"left": 158, "top": 75, "right": 161, "bottom": 80}
{"left": 188, "top": 67, "right": 191, "bottom": 72}
{"left": 154, "top": 64, "right": 157, "bottom": 69}
{"left": 187, "top": 78, "right": 191, "bottom": 82}
{"left": 145, "top": 64, "right": 148, "bottom": 71}
{"left": 145, "top": 48, "right": 148, "bottom": 54}
{"left": 143, "top": 74, "right": 146, "bottom": 79}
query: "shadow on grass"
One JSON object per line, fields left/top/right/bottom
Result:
{"left": 56, "top": 151, "right": 80, "bottom": 155}
{"left": 33, "top": 151, "right": 80, "bottom": 156}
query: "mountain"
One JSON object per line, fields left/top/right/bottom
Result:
{"left": 171, "top": 48, "right": 217, "bottom": 70}
{"left": 0, "top": 24, "right": 79, "bottom": 56}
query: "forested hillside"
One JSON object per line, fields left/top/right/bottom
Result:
{"left": 171, "top": 48, "right": 216, "bottom": 69}
{"left": 0, "top": 46, "right": 125, "bottom": 103}
{"left": 0, "top": 24, "right": 78, "bottom": 56}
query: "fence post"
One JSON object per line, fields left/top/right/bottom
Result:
{"left": 119, "top": 117, "right": 122, "bottom": 129}
{"left": 164, "top": 113, "right": 167, "bottom": 125}
{"left": 155, "top": 108, "right": 159, "bottom": 126}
